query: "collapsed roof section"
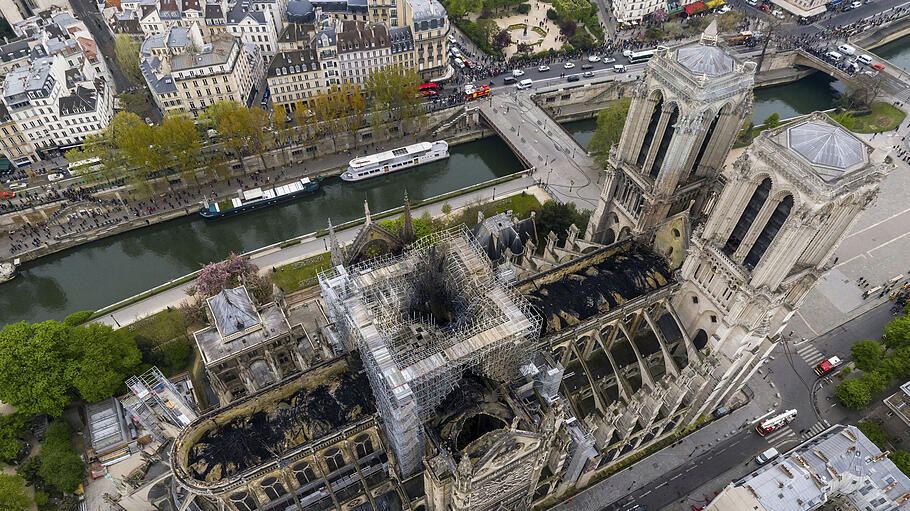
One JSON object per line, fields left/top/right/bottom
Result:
{"left": 172, "top": 355, "right": 375, "bottom": 489}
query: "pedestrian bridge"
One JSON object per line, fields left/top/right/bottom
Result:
{"left": 474, "top": 91, "right": 603, "bottom": 210}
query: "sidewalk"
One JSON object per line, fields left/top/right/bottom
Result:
{"left": 93, "top": 175, "right": 537, "bottom": 328}
{"left": 2, "top": 127, "right": 472, "bottom": 261}
{"left": 550, "top": 376, "right": 780, "bottom": 511}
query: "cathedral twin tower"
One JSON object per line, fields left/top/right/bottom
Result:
{"left": 586, "top": 21, "right": 886, "bottom": 418}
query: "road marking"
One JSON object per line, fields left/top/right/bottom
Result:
{"left": 670, "top": 474, "right": 682, "bottom": 480}
{"left": 655, "top": 482, "right": 667, "bottom": 488}
{"left": 686, "top": 466, "right": 697, "bottom": 472}
{"left": 840, "top": 206, "right": 910, "bottom": 239}
{"left": 641, "top": 490, "right": 652, "bottom": 496}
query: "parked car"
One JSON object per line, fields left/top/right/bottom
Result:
{"left": 857, "top": 54, "right": 873, "bottom": 65}
{"left": 583, "top": 71, "right": 594, "bottom": 77}
{"left": 755, "top": 448, "right": 779, "bottom": 465}
{"left": 516, "top": 78, "right": 533, "bottom": 90}
{"left": 588, "top": 55, "right": 601, "bottom": 62}
{"left": 872, "top": 63, "right": 885, "bottom": 70}
{"left": 567, "top": 74, "right": 580, "bottom": 82}
{"left": 718, "top": 4, "right": 731, "bottom": 12}
{"left": 603, "top": 57, "right": 616, "bottom": 63}
{"left": 512, "top": 69, "right": 525, "bottom": 77}
{"left": 47, "top": 172, "right": 64, "bottom": 182}
{"left": 538, "top": 64, "right": 550, "bottom": 72}
{"left": 563, "top": 62, "right": 575, "bottom": 69}
{"left": 613, "top": 64, "right": 627, "bottom": 73}
{"left": 503, "top": 76, "right": 517, "bottom": 84}
{"left": 9, "top": 182, "right": 27, "bottom": 190}
{"left": 851, "top": 0, "right": 862, "bottom": 6}
{"left": 581, "top": 63, "right": 593, "bottom": 70}
{"left": 838, "top": 44, "right": 856, "bottom": 55}
{"left": 0, "top": 191, "right": 14, "bottom": 199}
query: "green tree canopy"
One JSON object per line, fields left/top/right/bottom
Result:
{"left": 851, "top": 339, "right": 884, "bottom": 372}
{"left": 0, "top": 413, "right": 26, "bottom": 463}
{"left": 836, "top": 377, "right": 872, "bottom": 409}
{"left": 0, "top": 474, "right": 31, "bottom": 511}
{"left": 114, "top": 34, "right": 142, "bottom": 83}
{"left": 66, "top": 323, "right": 141, "bottom": 403}
{"left": 0, "top": 321, "right": 72, "bottom": 417}
{"left": 38, "top": 421, "right": 84, "bottom": 493}
{"left": 763, "top": 113, "right": 781, "bottom": 129}
{"left": 536, "top": 201, "right": 590, "bottom": 243}
{"left": 553, "top": 0, "right": 594, "bottom": 20}
{"left": 588, "top": 97, "right": 632, "bottom": 167}
{"left": 855, "top": 420, "right": 888, "bottom": 449}
{"left": 884, "top": 314, "right": 910, "bottom": 350}
{"left": 0, "top": 320, "right": 142, "bottom": 417}
{"left": 891, "top": 450, "right": 910, "bottom": 477}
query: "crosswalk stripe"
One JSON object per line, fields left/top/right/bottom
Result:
{"left": 803, "top": 353, "right": 826, "bottom": 365}
{"left": 796, "top": 345, "right": 819, "bottom": 357}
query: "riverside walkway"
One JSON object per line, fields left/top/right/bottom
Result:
{"left": 92, "top": 175, "right": 538, "bottom": 329}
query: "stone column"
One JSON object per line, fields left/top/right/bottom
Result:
{"left": 642, "top": 309, "right": 680, "bottom": 378}
{"left": 616, "top": 322, "right": 656, "bottom": 391}
{"left": 702, "top": 174, "right": 752, "bottom": 242}
{"left": 595, "top": 328, "right": 634, "bottom": 402}
{"left": 751, "top": 214, "right": 812, "bottom": 289}
{"left": 641, "top": 107, "right": 675, "bottom": 178}
{"left": 585, "top": 170, "right": 617, "bottom": 241}
{"left": 731, "top": 196, "right": 781, "bottom": 264}
{"left": 618, "top": 96, "right": 658, "bottom": 163}
{"left": 697, "top": 112, "right": 740, "bottom": 174}
{"left": 653, "top": 114, "right": 702, "bottom": 195}
{"left": 665, "top": 302, "right": 701, "bottom": 364}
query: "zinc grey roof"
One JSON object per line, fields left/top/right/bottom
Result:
{"left": 738, "top": 425, "right": 910, "bottom": 511}
{"left": 166, "top": 26, "right": 190, "bottom": 48}
{"left": 405, "top": 0, "right": 446, "bottom": 24}
{"left": 471, "top": 212, "right": 536, "bottom": 261}
{"left": 208, "top": 287, "right": 260, "bottom": 338}
{"left": 389, "top": 26, "right": 413, "bottom": 53}
{"left": 86, "top": 398, "right": 130, "bottom": 454}
{"left": 59, "top": 85, "right": 98, "bottom": 116}
{"left": 786, "top": 120, "right": 867, "bottom": 180}
{"left": 140, "top": 56, "right": 177, "bottom": 94}
{"left": 1, "top": 39, "right": 30, "bottom": 62}
{"left": 170, "top": 37, "right": 235, "bottom": 71}
{"left": 676, "top": 44, "right": 734, "bottom": 77}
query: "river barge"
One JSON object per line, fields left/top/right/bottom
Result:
{"left": 341, "top": 141, "right": 449, "bottom": 182}
{"left": 199, "top": 177, "right": 321, "bottom": 219}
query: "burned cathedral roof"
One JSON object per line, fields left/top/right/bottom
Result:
{"left": 518, "top": 240, "right": 675, "bottom": 335}
{"left": 173, "top": 355, "right": 376, "bottom": 487}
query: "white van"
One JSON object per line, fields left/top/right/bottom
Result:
{"left": 755, "top": 448, "right": 779, "bottom": 465}
{"left": 826, "top": 51, "right": 843, "bottom": 62}
{"left": 613, "top": 64, "right": 627, "bottom": 73}
{"left": 516, "top": 78, "right": 533, "bottom": 90}
{"left": 838, "top": 44, "right": 856, "bottom": 56}
{"left": 857, "top": 54, "right": 873, "bottom": 66}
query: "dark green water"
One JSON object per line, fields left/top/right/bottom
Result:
{"left": 872, "top": 36, "right": 910, "bottom": 73}
{"left": 0, "top": 138, "right": 522, "bottom": 326}
{"left": 562, "top": 73, "right": 843, "bottom": 149}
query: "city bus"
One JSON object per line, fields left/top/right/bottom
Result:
{"left": 627, "top": 49, "right": 655, "bottom": 64}
{"left": 418, "top": 82, "right": 440, "bottom": 97}
{"left": 68, "top": 157, "right": 103, "bottom": 175}
{"left": 755, "top": 409, "right": 797, "bottom": 436}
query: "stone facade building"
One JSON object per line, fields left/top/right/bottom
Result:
{"left": 192, "top": 286, "right": 312, "bottom": 404}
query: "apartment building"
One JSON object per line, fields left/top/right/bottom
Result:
{"left": 611, "top": 0, "right": 666, "bottom": 23}
{"left": 337, "top": 21, "right": 390, "bottom": 86}
{"left": 0, "top": 103, "right": 39, "bottom": 166}
{"left": 0, "top": 8, "right": 114, "bottom": 158}
{"left": 226, "top": 0, "right": 281, "bottom": 61}
{"left": 141, "top": 26, "right": 264, "bottom": 115}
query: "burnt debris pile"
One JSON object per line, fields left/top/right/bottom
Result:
{"left": 404, "top": 243, "right": 469, "bottom": 330}
{"left": 523, "top": 244, "right": 674, "bottom": 335}
{"left": 185, "top": 357, "right": 376, "bottom": 482}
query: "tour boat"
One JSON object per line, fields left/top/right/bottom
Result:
{"left": 341, "top": 140, "right": 449, "bottom": 182}
{"left": 0, "top": 258, "right": 19, "bottom": 284}
{"left": 199, "top": 177, "right": 321, "bottom": 219}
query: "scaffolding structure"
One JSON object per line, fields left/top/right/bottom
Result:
{"left": 122, "top": 367, "right": 198, "bottom": 442}
{"left": 319, "top": 226, "right": 542, "bottom": 476}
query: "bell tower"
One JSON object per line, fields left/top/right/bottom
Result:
{"left": 587, "top": 20, "right": 757, "bottom": 243}
{"left": 672, "top": 113, "right": 886, "bottom": 419}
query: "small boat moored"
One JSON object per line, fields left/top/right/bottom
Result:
{"left": 1, "top": 258, "right": 19, "bottom": 284}
{"left": 341, "top": 140, "right": 449, "bottom": 182}
{"left": 199, "top": 177, "right": 321, "bottom": 219}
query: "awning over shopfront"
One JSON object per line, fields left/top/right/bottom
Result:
{"left": 770, "top": 0, "right": 826, "bottom": 16}
{"left": 705, "top": 0, "right": 725, "bottom": 8}
{"left": 684, "top": 1, "right": 705, "bottom": 14}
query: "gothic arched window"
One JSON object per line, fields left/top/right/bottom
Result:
{"left": 744, "top": 195, "right": 794, "bottom": 268}
{"left": 260, "top": 476, "right": 287, "bottom": 500}
{"left": 293, "top": 461, "right": 317, "bottom": 485}
{"left": 723, "top": 178, "right": 771, "bottom": 256}
{"left": 324, "top": 447, "right": 345, "bottom": 472}
{"left": 229, "top": 491, "right": 258, "bottom": 511}
{"left": 354, "top": 434, "right": 374, "bottom": 458}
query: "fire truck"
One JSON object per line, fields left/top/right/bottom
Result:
{"left": 814, "top": 356, "right": 842, "bottom": 376}
{"left": 465, "top": 84, "right": 491, "bottom": 100}
{"left": 755, "top": 409, "right": 797, "bottom": 436}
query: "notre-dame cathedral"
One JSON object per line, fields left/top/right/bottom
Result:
{"left": 168, "top": 21, "right": 886, "bottom": 511}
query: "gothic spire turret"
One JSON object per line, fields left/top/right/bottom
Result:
{"left": 400, "top": 190, "right": 415, "bottom": 244}
{"left": 328, "top": 218, "right": 345, "bottom": 267}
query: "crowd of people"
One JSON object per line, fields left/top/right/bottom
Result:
{"left": 7, "top": 2, "right": 910, "bottom": 258}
